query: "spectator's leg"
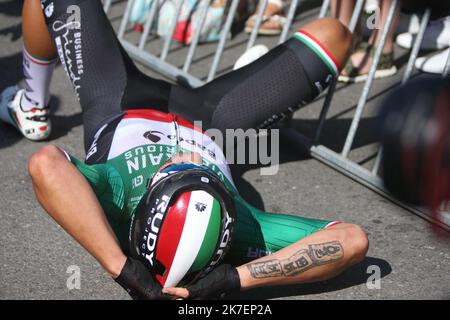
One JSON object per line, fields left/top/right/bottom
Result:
{"left": 341, "top": 0, "right": 400, "bottom": 79}
{"left": 330, "top": 0, "right": 356, "bottom": 27}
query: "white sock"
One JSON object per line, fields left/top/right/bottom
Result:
{"left": 21, "top": 48, "right": 57, "bottom": 111}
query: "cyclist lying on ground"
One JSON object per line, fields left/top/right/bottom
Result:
{"left": 15, "top": 0, "right": 368, "bottom": 299}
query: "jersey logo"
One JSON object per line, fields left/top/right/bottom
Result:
{"left": 86, "top": 123, "right": 108, "bottom": 161}
{"left": 143, "top": 130, "right": 164, "bottom": 143}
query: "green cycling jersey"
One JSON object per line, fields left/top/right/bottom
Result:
{"left": 65, "top": 109, "right": 337, "bottom": 265}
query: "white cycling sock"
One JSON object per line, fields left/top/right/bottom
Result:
{"left": 21, "top": 48, "right": 57, "bottom": 111}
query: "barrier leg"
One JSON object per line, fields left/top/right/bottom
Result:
{"left": 138, "top": 0, "right": 160, "bottom": 50}
{"left": 443, "top": 48, "right": 450, "bottom": 78}
{"left": 183, "top": 0, "right": 211, "bottom": 73}
{"left": 402, "top": 8, "right": 431, "bottom": 84}
{"left": 207, "top": 0, "right": 241, "bottom": 82}
{"left": 160, "top": 0, "right": 185, "bottom": 61}
{"left": 348, "top": 0, "right": 364, "bottom": 33}
{"left": 278, "top": 0, "right": 300, "bottom": 44}
{"left": 319, "top": 0, "right": 330, "bottom": 18}
{"left": 103, "top": 0, "right": 113, "bottom": 13}
{"left": 314, "top": 0, "right": 365, "bottom": 143}
{"left": 246, "top": 0, "right": 269, "bottom": 50}
{"left": 118, "top": 0, "right": 134, "bottom": 39}
{"left": 342, "top": 0, "right": 398, "bottom": 158}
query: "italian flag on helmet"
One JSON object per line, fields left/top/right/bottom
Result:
{"left": 155, "top": 190, "right": 222, "bottom": 287}
{"left": 130, "top": 165, "right": 236, "bottom": 289}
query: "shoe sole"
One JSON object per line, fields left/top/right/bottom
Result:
{"left": 396, "top": 40, "right": 449, "bottom": 51}
{"left": 338, "top": 66, "right": 398, "bottom": 83}
{"left": 244, "top": 27, "right": 281, "bottom": 35}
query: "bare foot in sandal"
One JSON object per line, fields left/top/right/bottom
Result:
{"left": 245, "top": 0, "right": 286, "bottom": 35}
{"left": 339, "top": 42, "right": 397, "bottom": 83}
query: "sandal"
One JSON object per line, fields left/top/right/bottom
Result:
{"left": 245, "top": 14, "right": 286, "bottom": 35}
{"left": 339, "top": 42, "right": 398, "bottom": 83}
{"left": 244, "top": 0, "right": 287, "bottom": 37}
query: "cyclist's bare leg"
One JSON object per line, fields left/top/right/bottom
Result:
{"left": 23, "top": 0, "right": 57, "bottom": 60}
{"left": 0, "top": 0, "right": 58, "bottom": 140}
{"left": 28, "top": 145, "right": 126, "bottom": 278}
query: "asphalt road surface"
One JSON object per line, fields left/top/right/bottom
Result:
{"left": 1, "top": 0, "right": 449, "bottom": 300}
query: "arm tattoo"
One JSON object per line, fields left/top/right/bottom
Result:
{"left": 247, "top": 260, "right": 283, "bottom": 278}
{"left": 247, "top": 241, "right": 344, "bottom": 279}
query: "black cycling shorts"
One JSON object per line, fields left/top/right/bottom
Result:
{"left": 42, "top": 0, "right": 337, "bottom": 152}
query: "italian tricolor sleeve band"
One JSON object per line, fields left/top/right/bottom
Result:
{"left": 293, "top": 30, "right": 340, "bottom": 77}
{"left": 23, "top": 48, "right": 58, "bottom": 66}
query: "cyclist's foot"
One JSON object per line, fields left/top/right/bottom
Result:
{"left": 0, "top": 86, "right": 51, "bottom": 141}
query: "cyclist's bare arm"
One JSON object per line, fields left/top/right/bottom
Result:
{"left": 164, "top": 220, "right": 368, "bottom": 298}
{"left": 28, "top": 145, "right": 126, "bottom": 278}
{"left": 236, "top": 222, "right": 368, "bottom": 289}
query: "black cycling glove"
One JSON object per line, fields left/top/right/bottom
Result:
{"left": 114, "top": 257, "right": 170, "bottom": 300}
{"left": 186, "top": 264, "right": 241, "bottom": 300}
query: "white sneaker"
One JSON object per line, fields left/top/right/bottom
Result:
{"left": 0, "top": 86, "right": 51, "bottom": 141}
{"left": 396, "top": 12, "right": 421, "bottom": 35}
{"left": 415, "top": 48, "right": 450, "bottom": 74}
{"left": 233, "top": 45, "right": 269, "bottom": 70}
{"left": 364, "top": 0, "right": 379, "bottom": 14}
{"left": 396, "top": 15, "right": 450, "bottom": 50}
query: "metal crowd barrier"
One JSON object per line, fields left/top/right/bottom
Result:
{"left": 103, "top": 0, "right": 311, "bottom": 87}
{"left": 103, "top": 0, "right": 450, "bottom": 231}
{"left": 103, "top": 0, "right": 113, "bottom": 12}
{"left": 310, "top": 0, "right": 450, "bottom": 231}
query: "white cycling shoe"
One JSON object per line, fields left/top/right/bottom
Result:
{"left": 0, "top": 86, "right": 51, "bottom": 141}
